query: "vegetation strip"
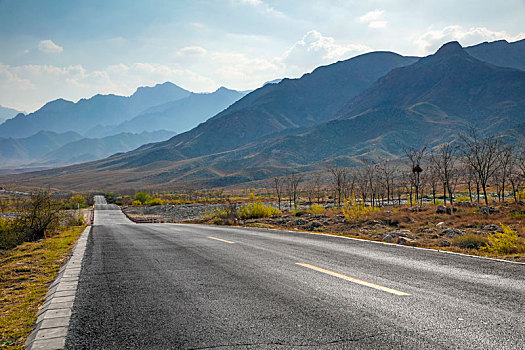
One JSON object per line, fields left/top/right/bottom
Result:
{"left": 24, "top": 226, "right": 90, "bottom": 350}
{"left": 0, "top": 226, "right": 87, "bottom": 349}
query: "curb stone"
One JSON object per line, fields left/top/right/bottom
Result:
{"left": 25, "top": 226, "right": 91, "bottom": 350}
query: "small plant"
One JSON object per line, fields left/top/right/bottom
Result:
{"left": 308, "top": 204, "right": 325, "bottom": 215}
{"left": 146, "top": 198, "right": 164, "bottom": 206}
{"left": 455, "top": 195, "right": 470, "bottom": 203}
{"left": 451, "top": 233, "right": 488, "bottom": 250}
{"left": 508, "top": 211, "right": 525, "bottom": 220}
{"left": 291, "top": 208, "right": 307, "bottom": 216}
{"left": 132, "top": 200, "right": 142, "bottom": 206}
{"left": 239, "top": 201, "right": 281, "bottom": 219}
{"left": 342, "top": 194, "right": 378, "bottom": 223}
{"left": 481, "top": 224, "right": 525, "bottom": 255}
{"left": 134, "top": 191, "right": 151, "bottom": 205}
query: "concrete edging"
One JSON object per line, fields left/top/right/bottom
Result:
{"left": 25, "top": 225, "right": 91, "bottom": 350}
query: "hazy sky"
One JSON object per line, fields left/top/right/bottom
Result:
{"left": 0, "top": 0, "right": 524, "bottom": 112}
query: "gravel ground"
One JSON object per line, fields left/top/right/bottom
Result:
{"left": 122, "top": 203, "right": 226, "bottom": 222}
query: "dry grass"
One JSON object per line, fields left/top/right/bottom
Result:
{"left": 0, "top": 226, "right": 86, "bottom": 349}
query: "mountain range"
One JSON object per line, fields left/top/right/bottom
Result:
{"left": 2, "top": 39, "right": 524, "bottom": 190}
{"left": 89, "top": 87, "right": 246, "bottom": 137}
{"left": 0, "top": 105, "right": 23, "bottom": 124}
{"left": 0, "top": 130, "right": 175, "bottom": 167}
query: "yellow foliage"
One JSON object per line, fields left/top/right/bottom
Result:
{"left": 131, "top": 200, "right": 142, "bottom": 206}
{"left": 239, "top": 201, "right": 281, "bottom": 219}
{"left": 481, "top": 224, "right": 525, "bottom": 255}
{"left": 341, "top": 194, "right": 378, "bottom": 222}
{"left": 308, "top": 204, "right": 325, "bottom": 215}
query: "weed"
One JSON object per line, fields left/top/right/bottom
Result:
{"left": 451, "top": 232, "right": 488, "bottom": 250}
{"left": 307, "top": 204, "right": 325, "bottom": 215}
{"left": 481, "top": 224, "right": 525, "bottom": 255}
{"left": 342, "top": 194, "right": 379, "bottom": 223}
{"left": 239, "top": 201, "right": 281, "bottom": 219}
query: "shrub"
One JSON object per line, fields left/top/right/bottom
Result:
{"left": 456, "top": 195, "right": 471, "bottom": 203}
{"left": 0, "top": 192, "right": 61, "bottom": 250}
{"left": 508, "top": 211, "right": 525, "bottom": 220}
{"left": 342, "top": 194, "right": 378, "bottom": 223}
{"left": 132, "top": 200, "right": 142, "bottom": 206}
{"left": 146, "top": 197, "right": 164, "bottom": 206}
{"left": 239, "top": 201, "right": 281, "bottom": 219}
{"left": 291, "top": 208, "right": 307, "bottom": 216}
{"left": 451, "top": 233, "right": 488, "bottom": 250}
{"left": 134, "top": 191, "right": 151, "bottom": 205}
{"left": 308, "top": 204, "right": 325, "bottom": 215}
{"left": 481, "top": 224, "right": 525, "bottom": 255}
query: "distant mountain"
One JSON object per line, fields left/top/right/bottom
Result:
{"left": 40, "top": 130, "right": 175, "bottom": 166}
{"left": 0, "top": 131, "right": 84, "bottom": 164}
{"left": 0, "top": 105, "right": 23, "bottom": 124}
{"left": 128, "top": 51, "right": 417, "bottom": 161}
{"left": 465, "top": 38, "right": 525, "bottom": 71}
{"left": 0, "top": 82, "right": 190, "bottom": 138}
{"left": 105, "top": 87, "right": 245, "bottom": 135}
{"left": 240, "top": 41, "right": 525, "bottom": 166}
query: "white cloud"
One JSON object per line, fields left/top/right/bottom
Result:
{"left": 368, "top": 21, "right": 387, "bottom": 29}
{"left": 37, "top": 39, "right": 63, "bottom": 53}
{"left": 415, "top": 25, "right": 525, "bottom": 55}
{"left": 359, "top": 10, "right": 387, "bottom": 29}
{"left": 234, "top": 0, "right": 285, "bottom": 17}
{"left": 211, "top": 51, "right": 283, "bottom": 86}
{"left": 359, "top": 10, "right": 384, "bottom": 23}
{"left": 282, "top": 30, "right": 370, "bottom": 76}
{"left": 176, "top": 46, "right": 208, "bottom": 57}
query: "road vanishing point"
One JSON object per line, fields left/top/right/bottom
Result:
{"left": 62, "top": 196, "right": 524, "bottom": 349}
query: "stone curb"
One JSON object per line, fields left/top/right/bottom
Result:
{"left": 26, "top": 226, "right": 91, "bottom": 350}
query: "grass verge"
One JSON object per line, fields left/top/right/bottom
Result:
{"left": 0, "top": 225, "right": 86, "bottom": 349}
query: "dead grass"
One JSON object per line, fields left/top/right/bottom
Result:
{"left": 0, "top": 226, "right": 86, "bottom": 349}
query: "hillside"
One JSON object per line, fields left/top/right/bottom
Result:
{"left": 0, "top": 131, "right": 84, "bottom": 164}
{"left": 121, "top": 51, "right": 418, "bottom": 161}
{"left": 39, "top": 130, "right": 175, "bottom": 166}
{"left": 0, "top": 82, "right": 190, "bottom": 138}
{"left": 465, "top": 38, "right": 525, "bottom": 71}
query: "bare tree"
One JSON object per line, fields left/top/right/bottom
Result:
{"left": 379, "top": 159, "right": 398, "bottom": 206}
{"left": 459, "top": 129, "right": 502, "bottom": 207}
{"left": 313, "top": 173, "right": 324, "bottom": 204}
{"left": 431, "top": 143, "right": 459, "bottom": 213}
{"left": 286, "top": 173, "right": 303, "bottom": 210}
{"left": 404, "top": 146, "right": 427, "bottom": 210}
{"left": 328, "top": 167, "right": 347, "bottom": 207}
{"left": 273, "top": 177, "right": 285, "bottom": 210}
{"left": 496, "top": 144, "right": 513, "bottom": 203}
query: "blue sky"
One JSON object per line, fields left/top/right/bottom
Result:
{"left": 0, "top": 0, "right": 524, "bottom": 112}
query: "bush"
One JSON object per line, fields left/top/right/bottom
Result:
{"left": 239, "top": 201, "right": 281, "bottom": 219}
{"left": 0, "top": 192, "right": 61, "bottom": 250}
{"left": 134, "top": 191, "right": 151, "bottom": 205}
{"left": 146, "top": 198, "right": 164, "bottom": 206}
{"left": 342, "top": 194, "right": 378, "bottom": 223}
{"left": 456, "top": 195, "right": 471, "bottom": 203}
{"left": 291, "top": 208, "right": 307, "bottom": 216}
{"left": 481, "top": 224, "right": 525, "bottom": 255}
{"left": 308, "top": 204, "right": 325, "bottom": 215}
{"left": 132, "top": 200, "right": 142, "bottom": 206}
{"left": 452, "top": 233, "right": 488, "bottom": 250}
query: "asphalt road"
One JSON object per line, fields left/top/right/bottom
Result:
{"left": 66, "top": 196, "right": 525, "bottom": 349}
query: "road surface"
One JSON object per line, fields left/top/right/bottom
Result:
{"left": 65, "top": 196, "right": 524, "bottom": 349}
